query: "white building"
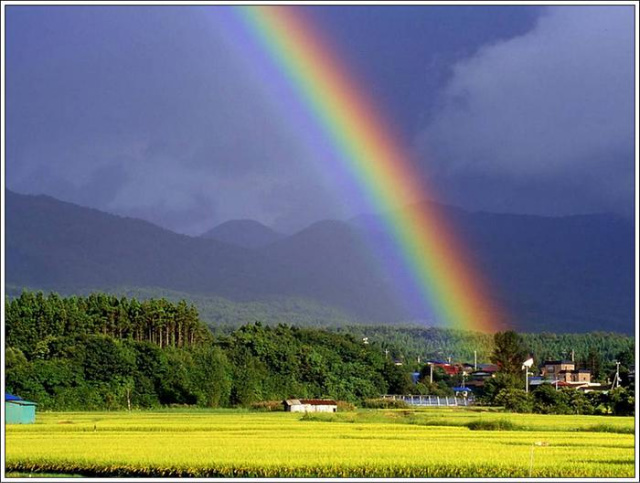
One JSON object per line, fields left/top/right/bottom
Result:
{"left": 283, "top": 399, "right": 337, "bottom": 413}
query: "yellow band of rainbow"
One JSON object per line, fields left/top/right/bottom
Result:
{"left": 236, "top": 6, "right": 506, "bottom": 332}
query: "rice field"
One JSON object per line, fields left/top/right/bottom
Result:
{"left": 4, "top": 408, "right": 636, "bottom": 478}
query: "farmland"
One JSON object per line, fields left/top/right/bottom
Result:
{"left": 4, "top": 408, "right": 636, "bottom": 478}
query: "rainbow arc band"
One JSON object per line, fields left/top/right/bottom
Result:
{"left": 236, "top": 6, "right": 506, "bottom": 332}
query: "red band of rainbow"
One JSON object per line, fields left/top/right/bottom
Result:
{"left": 233, "top": 6, "right": 507, "bottom": 332}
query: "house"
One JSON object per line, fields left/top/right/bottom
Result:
{"left": 541, "top": 360, "right": 591, "bottom": 384}
{"left": 476, "top": 363, "right": 499, "bottom": 373}
{"left": 425, "top": 360, "right": 459, "bottom": 376}
{"left": 5, "top": 393, "right": 37, "bottom": 424}
{"left": 464, "top": 371, "right": 495, "bottom": 388}
{"left": 283, "top": 399, "right": 337, "bottom": 413}
{"left": 558, "top": 369, "right": 591, "bottom": 383}
{"left": 528, "top": 376, "right": 546, "bottom": 388}
{"left": 541, "top": 360, "right": 575, "bottom": 378}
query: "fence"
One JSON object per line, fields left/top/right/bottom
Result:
{"left": 381, "top": 394, "right": 474, "bottom": 407}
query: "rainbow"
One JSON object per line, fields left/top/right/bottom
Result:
{"left": 228, "top": 6, "right": 506, "bottom": 332}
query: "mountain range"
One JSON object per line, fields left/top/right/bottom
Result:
{"left": 200, "top": 219, "right": 283, "bottom": 249}
{"left": 5, "top": 190, "right": 635, "bottom": 334}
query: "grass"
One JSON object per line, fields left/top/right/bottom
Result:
{"left": 4, "top": 408, "right": 635, "bottom": 478}
{"left": 300, "top": 407, "right": 634, "bottom": 433}
{"left": 466, "top": 419, "right": 519, "bottom": 431}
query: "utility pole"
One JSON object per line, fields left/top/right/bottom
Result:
{"left": 474, "top": 350, "right": 477, "bottom": 371}
{"left": 429, "top": 363, "right": 433, "bottom": 384}
{"left": 612, "top": 361, "right": 621, "bottom": 390}
{"left": 571, "top": 350, "right": 575, "bottom": 362}
{"left": 384, "top": 349, "right": 389, "bottom": 359}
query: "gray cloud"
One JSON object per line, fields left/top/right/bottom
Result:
{"left": 418, "top": 6, "right": 635, "bottom": 216}
{"left": 6, "top": 7, "right": 338, "bottom": 235}
{"left": 7, "top": 6, "right": 634, "bottom": 236}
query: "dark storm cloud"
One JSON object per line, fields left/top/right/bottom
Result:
{"left": 310, "top": 5, "right": 541, "bottom": 137}
{"left": 6, "top": 6, "right": 634, "bottom": 236}
{"left": 5, "top": 6, "right": 324, "bottom": 235}
{"left": 418, "top": 6, "right": 635, "bottom": 216}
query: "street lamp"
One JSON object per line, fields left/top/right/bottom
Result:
{"left": 522, "top": 357, "right": 534, "bottom": 393}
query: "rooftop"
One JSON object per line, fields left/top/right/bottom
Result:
{"left": 283, "top": 399, "right": 337, "bottom": 406}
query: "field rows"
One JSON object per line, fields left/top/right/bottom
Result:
{"left": 5, "top": 410, "right": 636, "bottom": 478}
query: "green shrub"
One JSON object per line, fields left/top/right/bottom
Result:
{"left": 494, "top": 388, "right": 533, "bottom": 413}
{"left": 563, "top": 389, "right": 594, "bottom": 415}
{"left": 362, "top": 398, "right": 409, "bottom": 409}
{"left": 576, "top": 424, "right": 633, "bottom": 434}
{"left": 249, "top": 400, "right": 284, "bottom": 411}
{"left": 336, "top": 400, "right": 356, "bottom": 411}
{"left": 466, "top": 419, "right": 518, "bottom": 431}
{"left": 609, "top": 387, "right": 635, "bottom": 416}
{"left": 531, "top": 384, "right": 571, "bottom": 414}
{"left": 481, "top": 372, "right": 522, "bottom": 405}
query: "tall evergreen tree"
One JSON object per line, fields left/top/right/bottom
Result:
{"left": 491, "top": 331, "right": 528, "bottom": 375}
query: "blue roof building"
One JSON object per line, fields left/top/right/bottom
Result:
{"left": 5, "top": 393, "right": 37, "bottom": 424}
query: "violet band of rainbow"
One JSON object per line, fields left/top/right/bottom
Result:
{"left": 236, "top": 6, "right": 506, "bottom": 332}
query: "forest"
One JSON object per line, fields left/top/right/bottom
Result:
{"left": 4, "top": 291, "right": 635, "bottom": 411}
{"left": 5, "top": 292, "right": 407, "bottom": 409}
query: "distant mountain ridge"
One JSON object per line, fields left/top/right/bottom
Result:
{"left": 5, "top": 190, "right": 635, "bottom": 334}
{"left": 200, "top": 219, "right": 283, "bottom": 249}
{"left": 4, "top": 190, "right": 275, "bottom": 299}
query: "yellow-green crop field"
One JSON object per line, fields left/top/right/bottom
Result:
{"left": 4, "top": 408, "right": 636, "bottom": 478}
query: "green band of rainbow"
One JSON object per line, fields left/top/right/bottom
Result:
{"left": 236, "top": 6, "right": 506, "bottom": 332}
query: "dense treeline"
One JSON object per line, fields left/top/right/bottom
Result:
{"left": 5, "top": 285, "right": 361, "bottom": 329}
{"left": 5, "top": 291, "right": 634, "bottom": 411}
{"left": 6, "top": 291, "right": 209, "bottom": 353}
{"left": 5, "top": 292, "right": 409, "bottom": 410}
{"left": 7, "top": 287, "right": 634, "bottom": 368}
{"left": 335, "top": 325, "right": 634, "bottom": 377}
{"left": 482, "top": 331, "right": 634, "bottom": 416}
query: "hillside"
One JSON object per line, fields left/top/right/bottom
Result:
{"left": 350, "top": 204, "right": 635, "bottom": 333}
{"left": 261, "top": 220, "right": 404, "bottom": 321}
{"left": 4, "top": 190, "right": 277, "bottom": 299}
{"left": 5, "top": 190, "right": 635, "bottom": 333}
{"left": 200, "top": 219, "right": 283, "bottom": 249}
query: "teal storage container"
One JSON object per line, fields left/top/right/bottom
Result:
{"left": 5, "top": 393, "right": 37, "bottom": 424}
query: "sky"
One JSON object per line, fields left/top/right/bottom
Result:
{"left": 5, "top": 5, "right": 636, "bottom": 235}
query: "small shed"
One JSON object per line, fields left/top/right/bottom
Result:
{"left": 283, "top": 399, "right": 338, "bottom": 413}
{"left": 5, "top": 393, "right": 37, "bottom": 424}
